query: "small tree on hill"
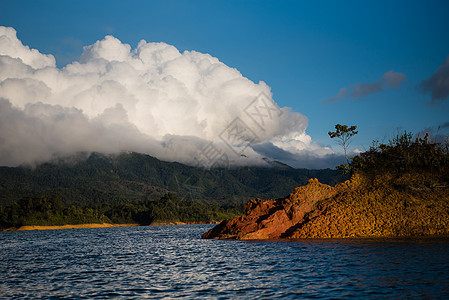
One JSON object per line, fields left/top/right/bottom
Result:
{"left": 328, "top": 124, "right": 358, "bottom": 166}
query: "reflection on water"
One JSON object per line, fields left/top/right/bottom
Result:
{"left": 1, "top": 225, "right": 449, "bottom": 299}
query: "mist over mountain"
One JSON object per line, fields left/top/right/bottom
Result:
{"left": 0, "top": 26, "right": 342, "bottom": 169}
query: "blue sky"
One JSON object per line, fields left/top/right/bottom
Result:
{"left": 1, "top": 0, "right": 449, "bottom": 154}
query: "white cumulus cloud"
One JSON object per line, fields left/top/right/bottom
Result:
{"left": 0, "top": 26, "right": 337, "bottom": 168}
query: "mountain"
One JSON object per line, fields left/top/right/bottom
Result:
{"left": 0, "top": 152, "right": 344, "bottom": 208}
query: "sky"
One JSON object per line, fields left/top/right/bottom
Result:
{"left": 0, "top": 0, "right": 448, "bottom": 168}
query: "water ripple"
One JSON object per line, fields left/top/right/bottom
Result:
{"left": 1, "top": 225, "right": 449, "bottom": 299}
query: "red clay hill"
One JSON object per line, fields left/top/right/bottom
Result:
{"left": 202, "top": 173, "right": 449, "bottom": 239}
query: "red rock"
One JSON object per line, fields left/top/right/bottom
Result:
{"left": 202, "top": 178, "right": 337, "bottom": 239}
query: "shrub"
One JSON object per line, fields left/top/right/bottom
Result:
{"left": 349, "top": 132, "right": 449, "bottom": 184}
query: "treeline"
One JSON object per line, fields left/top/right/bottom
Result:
{"left": 0, "top": 193, "right": 240, "bottom": 229}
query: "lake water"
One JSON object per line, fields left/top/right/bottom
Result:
{"left": 1, "top": 224, "right": 449, "bottom": 299}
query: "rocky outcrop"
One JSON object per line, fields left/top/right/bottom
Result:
{"left": 202, "top": 178, "right": 339, "bottom": 239}
{"left": 202, "top": 174, "right": 449, "bottom": 239}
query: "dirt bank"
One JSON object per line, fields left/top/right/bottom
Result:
{"left": 203, "top": 174, "right": 449, "bottom": 239}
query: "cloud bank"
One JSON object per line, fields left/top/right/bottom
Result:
{"left": 0, "top": 26, "right": 337, "bottom": 168}
{"left": 325, "top": 70, "right": 406, "bottom": 103}
{"left": 420, "top": 55, "right": 449, "bottom": 102}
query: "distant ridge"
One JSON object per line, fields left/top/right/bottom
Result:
{"left": 0, "top": 152, "right": 344, "bottom": 208}
{"left": 262, "top": 157, "right": 293, "bottom": 170}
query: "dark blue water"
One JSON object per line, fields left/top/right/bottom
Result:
{"left": 1, "top": 225, "right": 449, "bottom": 299}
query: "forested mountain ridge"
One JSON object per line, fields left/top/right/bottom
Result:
{"left": 0, "top": 152, "right": 344, "bottom": 208}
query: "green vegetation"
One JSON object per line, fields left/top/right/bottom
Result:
{"left": 0, "top": 193, "right": 239, "bottom": 229}
{"left": 328, "top": 124, "right": 358, "bottom": 167}
{"left": 0, "top": 151, "right": 345, "bottom": 229}
{"left": 0, "top": 152, "right": 343, "bottom": 209}
{"left": 350, "top": 132, "right": 449, "bottom": 185}
{"left": 0, "top": 195, "right": 109, "bottom": 228}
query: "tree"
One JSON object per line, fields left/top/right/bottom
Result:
{"left": 328, "top": 124, "right": 358, "bottom": 165}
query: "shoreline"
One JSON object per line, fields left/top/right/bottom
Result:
{"left": 2, "top": 221, "right": 219, "bottom": 232}
{"left": 150, "top": 221, "right": 219, "bottom": 226}
{"left": 3, "top": 223, "right": 140, "bottom": 231}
